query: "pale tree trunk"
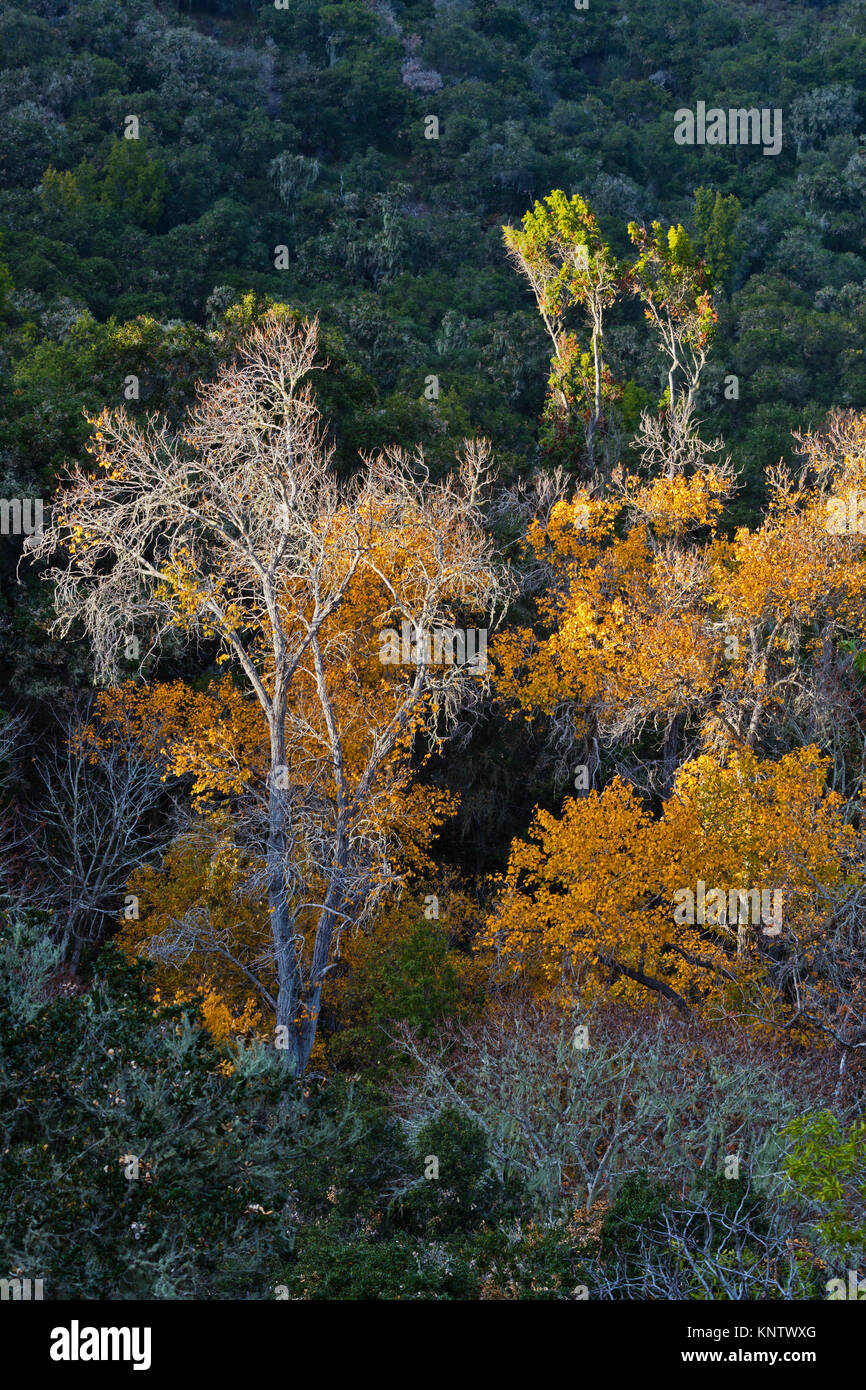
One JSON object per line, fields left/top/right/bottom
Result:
{"left": 667, "top": 357, "right": 679, "bottom": 463}
{"left": 268, "top": 690, "right": 352, "bottom": 1072}
{"left": 586, "top": 312, "right": 602, "bottom": 472}
{"left": 268, "top": 704, "right": 305, "bottom": 1076}
{"left": 296, "top": 858, "right": 347, "bottom": 1071}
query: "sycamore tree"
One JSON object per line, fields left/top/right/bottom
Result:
{"left": 30, "top": 312, "right": 508, "bottom": 1075}
{"left": 495, "top": 415, "right": 866, "bottom": 799}
{"left": 482, "top": 745, "right": 862, "bottom": 1043}
{"left": 489, "top": 414, "right": 866, "bottom": 1061}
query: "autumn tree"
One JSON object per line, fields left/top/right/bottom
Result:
{"left": 495, "top": 414, "right": 866, "bottom": 799}
{"left": 489, "top": 414, "right": 866, "bottom": 1069}
{"left": 30, "top": 312, "right": 508, "bottom": 1075}
{"left": 483, "top": 745, "right": 861, "bottom": 1040}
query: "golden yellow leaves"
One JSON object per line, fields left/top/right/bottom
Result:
{"left": 95, "top": 681, "right": 264, "bottom": 799}
{"left": 531, "top": 494, "right": 618, "bottom": 561}
{"left": 494, "top": 513, "right": 718, "bottom": 728}
{"left": 482, "top": 776, "right": 668, "bottom": 992}
{"left": 122, "top": 812, "right": 272, "bottom": 1037}
{"left": 483, "top": 746, "right": 858, "bottom": 1024}
{"left": 493, "top": 426, "right": 866, "bottom": 757}
{"left": 668, "top": 746, "right": 855, "bottom": 911}
{"left": 621, "top": 466, "right": 731, "bottom": 536}
{"left": 159, "top": 987, "right": 262, "bottom": 1045}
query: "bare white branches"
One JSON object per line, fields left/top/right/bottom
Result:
{"left": 31, "top": 312, "right": 511, "bottom": 1072}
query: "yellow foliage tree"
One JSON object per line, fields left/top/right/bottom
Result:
{"left": 483, "top": 746, "right": 860, "bottom": 1038}
{"left": 494, "top": 415, "right": 866, "bottom": 797}
{"left": 120, "top": 811, "right": 270, "bottom": 1039}
{"left": 33, "top": 313, "right": 507, "bottom": 1073}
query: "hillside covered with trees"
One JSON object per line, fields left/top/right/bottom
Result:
{"left": 1, "top": 0, "right": 865, "bottom": 1311}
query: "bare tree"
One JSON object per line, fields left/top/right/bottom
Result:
{"left": 21, "top": 702, "right": 173, "bottom": 969}
{"left": 30, "top": 312, "right": 510, "bottom": 1073}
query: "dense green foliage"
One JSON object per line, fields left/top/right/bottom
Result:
{"left": 1, "top": 919, "right": 855, "bottom": 1300}
{"left": 4, "top": 0, "right": 866, "bottom": 496}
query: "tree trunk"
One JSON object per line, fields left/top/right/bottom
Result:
{"left": 662, "top": 711, "right": 684, "bottom": 797}
{"left": 295, "top": 837, "right": 349, "bottom": 1071}
{"left": 268, "top": 713, "right": 304, "bottom": 1075}
{"left": 587, "top": 318, "right": 602, "bottom": 472}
